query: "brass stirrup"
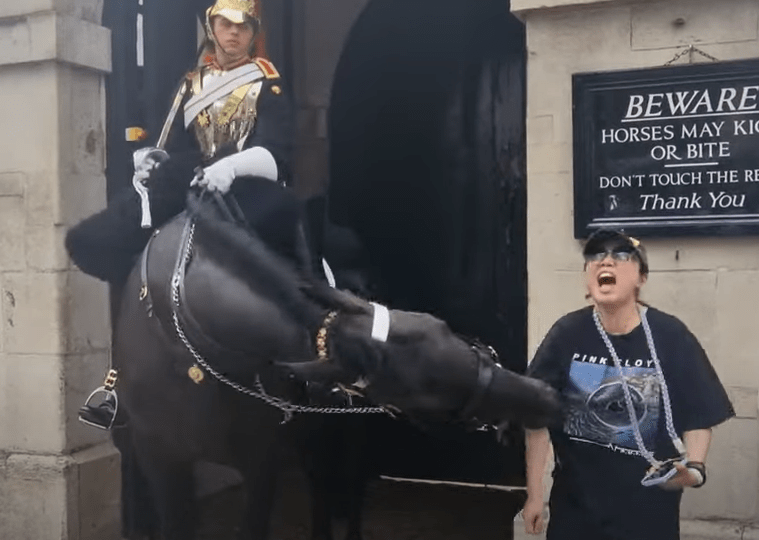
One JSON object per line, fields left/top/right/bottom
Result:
{"left": 79, "top": 370, "right": 120, "bottom": 431}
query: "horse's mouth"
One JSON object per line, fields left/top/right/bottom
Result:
{"left": 598, "top": 272, "right": 616, "bottom": 287}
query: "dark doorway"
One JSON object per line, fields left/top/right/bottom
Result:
{"left": 328, "top": 0, "right": 528, "bottom": 486}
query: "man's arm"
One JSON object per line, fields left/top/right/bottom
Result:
{"left": 523, "top": 428, "right": 551, "bottom": 534}
{"left": 684, "top": 428, "right": 712, "bottom": 463}
{"left": 662, "top": 428, "right": 713, "bottom": 490}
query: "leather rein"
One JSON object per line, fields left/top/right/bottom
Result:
{"left": 458, "top": 341, "right": 501, "bottom": 428}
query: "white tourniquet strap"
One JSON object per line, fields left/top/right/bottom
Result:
{"left": 184, "top": 63, "right": 264, "bottom": 127}
{"left": 370, "top": 302, "right": 390, "bottom": 342}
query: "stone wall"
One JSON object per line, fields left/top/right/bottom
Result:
{"left": 0, "top": 1, "right": 120, "bottom": 538}
{"left": 513, "top": 0, "right": 759, "bottom": 526}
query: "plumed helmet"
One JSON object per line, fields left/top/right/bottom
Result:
{"left": 204, "top": 0, "right": 261, "bottom": 56}
{"left": 207, "top": 0, "right": 257, "bottom": 25}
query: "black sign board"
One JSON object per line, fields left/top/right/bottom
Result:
{"left": 573, "top": 58, "right": 759, "bottom": 238}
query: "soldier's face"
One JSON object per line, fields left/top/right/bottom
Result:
{"left": 212, "top": 16, "right": 255, "bottom": 58}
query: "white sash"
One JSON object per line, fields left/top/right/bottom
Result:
{"left": 184, "top": 63, "right": 264, "bottom": 128}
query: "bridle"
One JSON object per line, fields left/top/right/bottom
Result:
{"left": 314, "top": 302, "right": 506, "bottom": 431}
{"left": 458, "top": 341, "right": 500, "bottom": 427}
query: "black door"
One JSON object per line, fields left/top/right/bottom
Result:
{"left": 328, "top": 0, "right": 528, "bottom": 486}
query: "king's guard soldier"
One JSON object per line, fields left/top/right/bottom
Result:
{"left": 70, "top": 0, "right": 294, "bottom": 429}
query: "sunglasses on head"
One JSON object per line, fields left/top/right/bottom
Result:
{"left": 584, "top": 247, "right": 636, "bottom": 263}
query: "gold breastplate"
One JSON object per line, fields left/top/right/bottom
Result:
{"left": 190, "top": 67, "right": 263, "bottom": 161}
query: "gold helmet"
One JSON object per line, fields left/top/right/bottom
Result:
{"left": 206, "top": 0, "right": 257, "bottom": 25}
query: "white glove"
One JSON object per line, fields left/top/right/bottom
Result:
{"left": 133, "top": 147, "right": 169, "bottom": 179}
{"left": 191, "top": 146, "right": 278, "bottom": 194}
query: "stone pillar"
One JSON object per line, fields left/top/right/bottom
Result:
{"left": 513, "top": 0, "right": 759, "bottom": 530}
{"left": 0, "top": 1, "right": 120, "bottom": 539}
{"left": 291, "top": 0, "right": 369, "bottom": 196}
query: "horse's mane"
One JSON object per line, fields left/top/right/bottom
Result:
{"left": 186, "top": 192, "right": 368, "bottom": 330}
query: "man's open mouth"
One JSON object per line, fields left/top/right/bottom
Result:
{"left": 598, "top": 272, "right": 616, "bottom": 286}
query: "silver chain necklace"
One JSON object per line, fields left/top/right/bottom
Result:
{"left": 592, "top": 307, "right": 686, "bottom": 468}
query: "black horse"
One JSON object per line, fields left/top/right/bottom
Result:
{"left": 106, "top": 181, "right": 561, "bottom": 540}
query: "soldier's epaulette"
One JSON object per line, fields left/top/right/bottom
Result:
{"left": 253, "top": 58, "right": 280, "bottom": 79}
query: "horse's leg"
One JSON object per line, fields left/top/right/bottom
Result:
{"left": 132, "top": 436, "right": 197, "bottom": 540}
{"left": 112, "top": 427, "right": 161, "bottom": 540}
{"left": 342, "top": 450, "right": 367, "bottom": 540}
{"left": 301, "top": 416, "right": 370, "bottom": 540}
{"left": 340, "top": 418, "right": 372, "bottom": 540}
{"left": 294, "top": 418, "right": 334, "bottom": 540}
{"left": 306, "top": 465, "right": 334, "bottom": 540}
{"left": 239, "top": 441, "right": 281, "bottom": 540}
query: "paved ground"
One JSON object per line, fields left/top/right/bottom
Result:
{"left": 194, "top": 467, "right": 525, "bottom": 540}
{"left": 511, "top": 514, "right": 759, "bottom": 540}
{"left": 157, "top": 464, "right": 759, "bottom": 540}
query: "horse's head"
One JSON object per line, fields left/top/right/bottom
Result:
{"left": 183, "top": 202, "right": 561, "bottom": 429}
{"left": 282, "top": 287, "right": 563, "bottom": 430}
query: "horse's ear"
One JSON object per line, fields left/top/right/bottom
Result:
{"left": 303, "top": 282, "right": 368, "bottom": 314}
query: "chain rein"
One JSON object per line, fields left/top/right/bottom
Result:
{"left": 170, "top": 220, "right": 389, "bottom": 424}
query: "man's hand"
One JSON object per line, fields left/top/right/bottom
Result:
{"left": 191, "top": 146, "right": 278, "bottom": 194}
{"left": 191, "top": 158, "right": 236, "bottom": 193}
{"left": 523, "top": 496, "right": 546, "bottom": 535}
{"left": 133, "top": 147, "right": 169, "bottom": 180}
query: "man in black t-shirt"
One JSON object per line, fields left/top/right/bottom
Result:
{"left": 522, "top": 229, "right": 734, "bottom": 540}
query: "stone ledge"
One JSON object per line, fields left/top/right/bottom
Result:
{"left": 0, "top": 11, "right": 110, "bottom": 72}
{"left": 512, "top": 0, "right": 618, "bottom": 16}
{"left": 0, "top": 444, "right": 120, "bottom": 540}
{"left": 681, "top": 519, "right": 757, "bottom": 540}
{"left": 512, "top": 517, "right": 759, "bottom": 540}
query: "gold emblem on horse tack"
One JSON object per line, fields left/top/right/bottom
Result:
{"left": 188, "top": 365, "right": 205, "bottom": 384}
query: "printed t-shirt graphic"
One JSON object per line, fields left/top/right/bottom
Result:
{"left": 564, "top": 352, "right": 660, "bottom": 454}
